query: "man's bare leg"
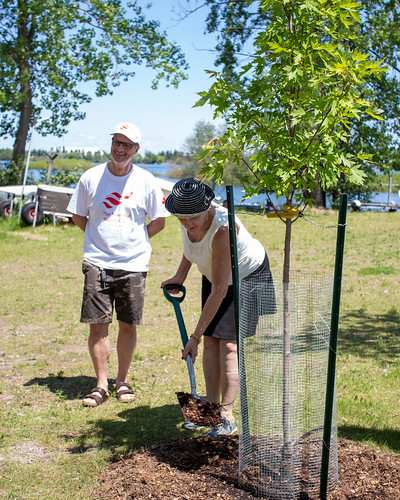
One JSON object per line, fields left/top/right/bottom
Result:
{"left": 82, "top": 322, "right": 110, "bottom": 406}
{"left": 115, "top": 321, "right": 137, "bottom": 402}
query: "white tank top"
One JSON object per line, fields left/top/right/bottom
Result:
{"left": 181, "top": 204, "right": 265, "bottom": 285}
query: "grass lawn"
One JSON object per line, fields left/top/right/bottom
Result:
{"left": 0, "top": 208, "right": 399, "bottom": 499}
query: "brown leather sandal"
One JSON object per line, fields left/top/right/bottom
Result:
{"left": 116, "top": 382, "right": 135, "bottom": 403}
{"left": 82, "top": 387, "right": 109, "bottom": 407}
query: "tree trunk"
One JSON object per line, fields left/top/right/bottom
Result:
{"left": 12, "top": 79, "right": 32, "bottom": 182}
{"left": 283, "top": 3, "right": 295, "bottom": 450}
{"left": 303, "top": 184, "right": 326, "bottom": 208}
{"left": 12, "top": 2, "right": 34, "bottom": 182}
{"left": 282, "top": 217, "right": 292, "bottom": 449}
{"left": 330, "top": 186, "right": 340, "bottom": 209}
{"left": 310, "top": 185, "right": 326, "bottom": 207}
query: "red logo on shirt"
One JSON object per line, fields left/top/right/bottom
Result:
{"left": 102, "top": 192, "right": 133, "bottom": 209}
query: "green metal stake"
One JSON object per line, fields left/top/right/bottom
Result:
{"left": 226, "top": 186, "right": 251, "bottom": 449}
{"left": 320, "top": 193, "right": 348, "bottom": 499}
{"left": 226, "top": 186, "right": 240, "bottom": 344}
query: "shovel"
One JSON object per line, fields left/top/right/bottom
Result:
{"left": 163, "top": 283, "right": 222, "bottom": 427}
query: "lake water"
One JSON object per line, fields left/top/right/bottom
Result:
{"left": 28, "top": 163, "right": 400, "bottom": 209}
{"left": 137, "top": 164, "right": 400, "bottom": 209}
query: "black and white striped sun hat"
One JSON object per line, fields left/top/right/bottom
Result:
{"left": 165, "top": 178, "right": 215, "bottom": 216}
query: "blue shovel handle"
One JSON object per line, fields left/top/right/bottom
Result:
{"left": 163, "top": 284, "right": 188, "bottom": 346}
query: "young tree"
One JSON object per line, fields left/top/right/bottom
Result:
{"left": 196, "top": 0, "right": 384, "bottom": 449}
{"left": 0, "top": 0, "right": 188, "bottom": 180}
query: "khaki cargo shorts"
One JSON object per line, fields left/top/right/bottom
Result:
{"left": 80, "top": 260, "right": 147, "bottom": 325}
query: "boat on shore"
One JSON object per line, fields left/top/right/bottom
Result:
{"left": 0, "top": 178, "right": 175, "bottom": 225}
{"left": 350, "top": 199, "right": 400, "bottom": 212}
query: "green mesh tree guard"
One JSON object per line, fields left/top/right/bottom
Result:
{"left": 238, "top": 271, "right": 338, "bottom": 499}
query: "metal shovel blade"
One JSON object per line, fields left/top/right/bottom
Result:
{"left": 186, "top": 353, "right": 199, "bottom": 399}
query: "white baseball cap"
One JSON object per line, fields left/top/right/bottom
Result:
{"left": 112, "top": 122, "right": 142, "bottom": 145}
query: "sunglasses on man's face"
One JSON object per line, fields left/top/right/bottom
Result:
{"left": 112, "top": 138, "right": 135, "bottom": 151}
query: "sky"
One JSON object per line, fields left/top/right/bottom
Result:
{"left": 1, "top": 1, "right": 223, "bottom": 155}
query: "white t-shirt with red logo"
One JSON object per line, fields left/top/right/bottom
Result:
{"left": 67, "top": 163, "right": 169, "bottom": 272}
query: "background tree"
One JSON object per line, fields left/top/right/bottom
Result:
{"left": 337, "top": 0, "right": 400, "bottom": 203}
{"left": 196, "top": 0, "right": 384, "bottom": 448}
{"left": 0, "top": 0, "right": 188, "bottom": 182}
{"left": 175, "top": 119, "right": 246, "bottom": 183}
{"left": 183, "top": 119, "right": 217, "bottom": 157}
{"left": 176, "top": 120, "right": 218, "bottom": 178}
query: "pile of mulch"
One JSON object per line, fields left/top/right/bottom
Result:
{"left": 176, "top": 391, "right": 222, "bottom": 427}
{"left": 95, "top": 436, "right": 400, "bottom": 499}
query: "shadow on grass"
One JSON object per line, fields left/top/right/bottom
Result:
{"left": 65, "top": 404, "right": 187, "bottom": 455}
{"left": 339, "top": 424, "right": 400, "bottom": 454}
{"left": 24, "top": 374, "right": 100, "bottom": 399}
{"left": 24, "top": 375, "right": 191, "bottom": 453}
{"left": 339, "top": 309, "right": 400, "bottom": 359}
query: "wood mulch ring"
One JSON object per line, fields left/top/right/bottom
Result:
{"left": 95, "top": 436, "right": 400, "bottom": 499}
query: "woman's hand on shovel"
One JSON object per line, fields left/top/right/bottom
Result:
{"left": 182, "top": 337, "right": 198, "bottom": 362}
{"left": 160, "top": 278, "right": 182, "bottom": 293}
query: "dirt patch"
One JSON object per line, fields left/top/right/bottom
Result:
{"left": 95, "top": 436, "right": 400, "bottom": 499}
{"left": 7, "top": 231, "right": 49, "bottom": 241}
{"left": 0, "top": 441, "right": 54, "bottom": 464}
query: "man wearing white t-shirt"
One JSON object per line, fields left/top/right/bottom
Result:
{"left": 68, "top": 122, "right": 168, "bottom": 407}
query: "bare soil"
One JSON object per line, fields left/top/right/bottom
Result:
{"left": 95, "top": 436, "right": 400, "bottom": 499}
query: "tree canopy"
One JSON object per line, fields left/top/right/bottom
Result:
{"left": 192, "top": 0, "right": 400, "bottom": 202}
{"left": 196, "top": 0, "right": 384, "bottom": 223}
{"left": 0, "top": 0, "right": 188, "bottom": 179}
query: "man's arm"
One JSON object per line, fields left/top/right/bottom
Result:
{"left": 147, "top": 217, "right": 165, "bottom": 238}
{"left": 72, "top": 214, "right": 88, "bottom": 232}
